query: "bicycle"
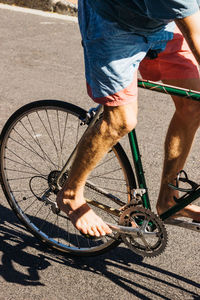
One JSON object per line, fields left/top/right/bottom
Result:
{"left": 0, "top": 79, "right": 200, "bottom": 258}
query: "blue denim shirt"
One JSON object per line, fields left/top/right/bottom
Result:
{"left": 88, "top": 0, "right": 200, "bottom": 34}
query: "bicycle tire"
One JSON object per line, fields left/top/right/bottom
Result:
{"left": 0, "top": 100, "right": 137, "bottom": 256}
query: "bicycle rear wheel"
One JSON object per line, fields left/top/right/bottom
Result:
{"left": 0, "top": 100, "right": 136, "bottom": 256}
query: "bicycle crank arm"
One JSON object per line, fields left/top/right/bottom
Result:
{"left": 165, "top": 218, "right": 200, "bottom": 232}
{"left": 106, "top": 222, "right": 157, "bottom": 237}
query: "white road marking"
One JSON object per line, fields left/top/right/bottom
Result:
{"left": 40, "top": 22, "right": 56, "bottom": 24}
{"left": 0, "top": 3, "right": 78, "bottom": 22}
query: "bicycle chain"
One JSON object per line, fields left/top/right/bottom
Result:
{"left": 119, "top": 206, "right": 168, "bottom": 257}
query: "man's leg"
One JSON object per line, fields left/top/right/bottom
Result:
{"left": 157, "top": 78, "right": 200, "bottom": 221}
{"left": 57, "top": 100, "right": 138, "bottom": 237}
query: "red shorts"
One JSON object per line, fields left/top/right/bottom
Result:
{"left": 139, "top": 27, "right": 199, "bottom": 81}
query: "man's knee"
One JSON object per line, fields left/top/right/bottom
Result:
{"left": 103, "top": 102, "right": 138, "bottom": 140}
{"left": 167, "top": 78, "right": 200, "bottom": 127}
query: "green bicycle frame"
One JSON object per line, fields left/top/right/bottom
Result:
{"left": 128, "top": 79, "right": 200, "bottom": 220}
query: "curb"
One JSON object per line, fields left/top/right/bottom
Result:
{"left": 0, "top": 0, "right": 78, "bottom": 16}
{"left": 51, "top": 0, "right": 77, "bottom": 16}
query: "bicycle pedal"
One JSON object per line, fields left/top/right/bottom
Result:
{"left": 192, "top": 220, "right": 200, "bottom": 224}
{"left": 165, "top": 218, "right": 200, "bottom": 232}
{"left": 168, "top": 170, "right": 199, "bottom": 193}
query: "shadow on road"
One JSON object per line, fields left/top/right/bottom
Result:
{"left": 0, "top": 203, "right": 199, "bottom": 299}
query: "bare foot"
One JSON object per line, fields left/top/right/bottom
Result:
{"left": 56, "top": 190, "right": 112, "bottom": 237}
{"left": 157, "top": 200, "right": 200, "bottom": 222}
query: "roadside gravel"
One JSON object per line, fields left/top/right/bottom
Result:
{"left": 0, "top": 0, "right": 77, "bottom": 15}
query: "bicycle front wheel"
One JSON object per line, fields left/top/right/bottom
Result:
{"left": 0, "top": 100, "right": 136, "bottom": 256}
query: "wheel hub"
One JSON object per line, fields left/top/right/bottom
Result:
{"left": 47, "top": 170, "right": 68, "bottom": 192}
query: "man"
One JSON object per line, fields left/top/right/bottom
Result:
{"left": 57, "top": 0, "right": 200, "bottom": 237}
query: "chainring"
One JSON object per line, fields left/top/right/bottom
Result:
{"left": 119, "top": 206, "right": 168, "bottom": 258}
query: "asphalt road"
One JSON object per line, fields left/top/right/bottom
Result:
{"left": 0, "top": 5, "right": 200, "bottom": 300}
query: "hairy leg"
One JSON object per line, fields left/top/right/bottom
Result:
{"left": 57, "top": 101, "right": 138, "bottom": 236}
{"left": 157, "top": 78, "right": 200, "bottom": 221}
